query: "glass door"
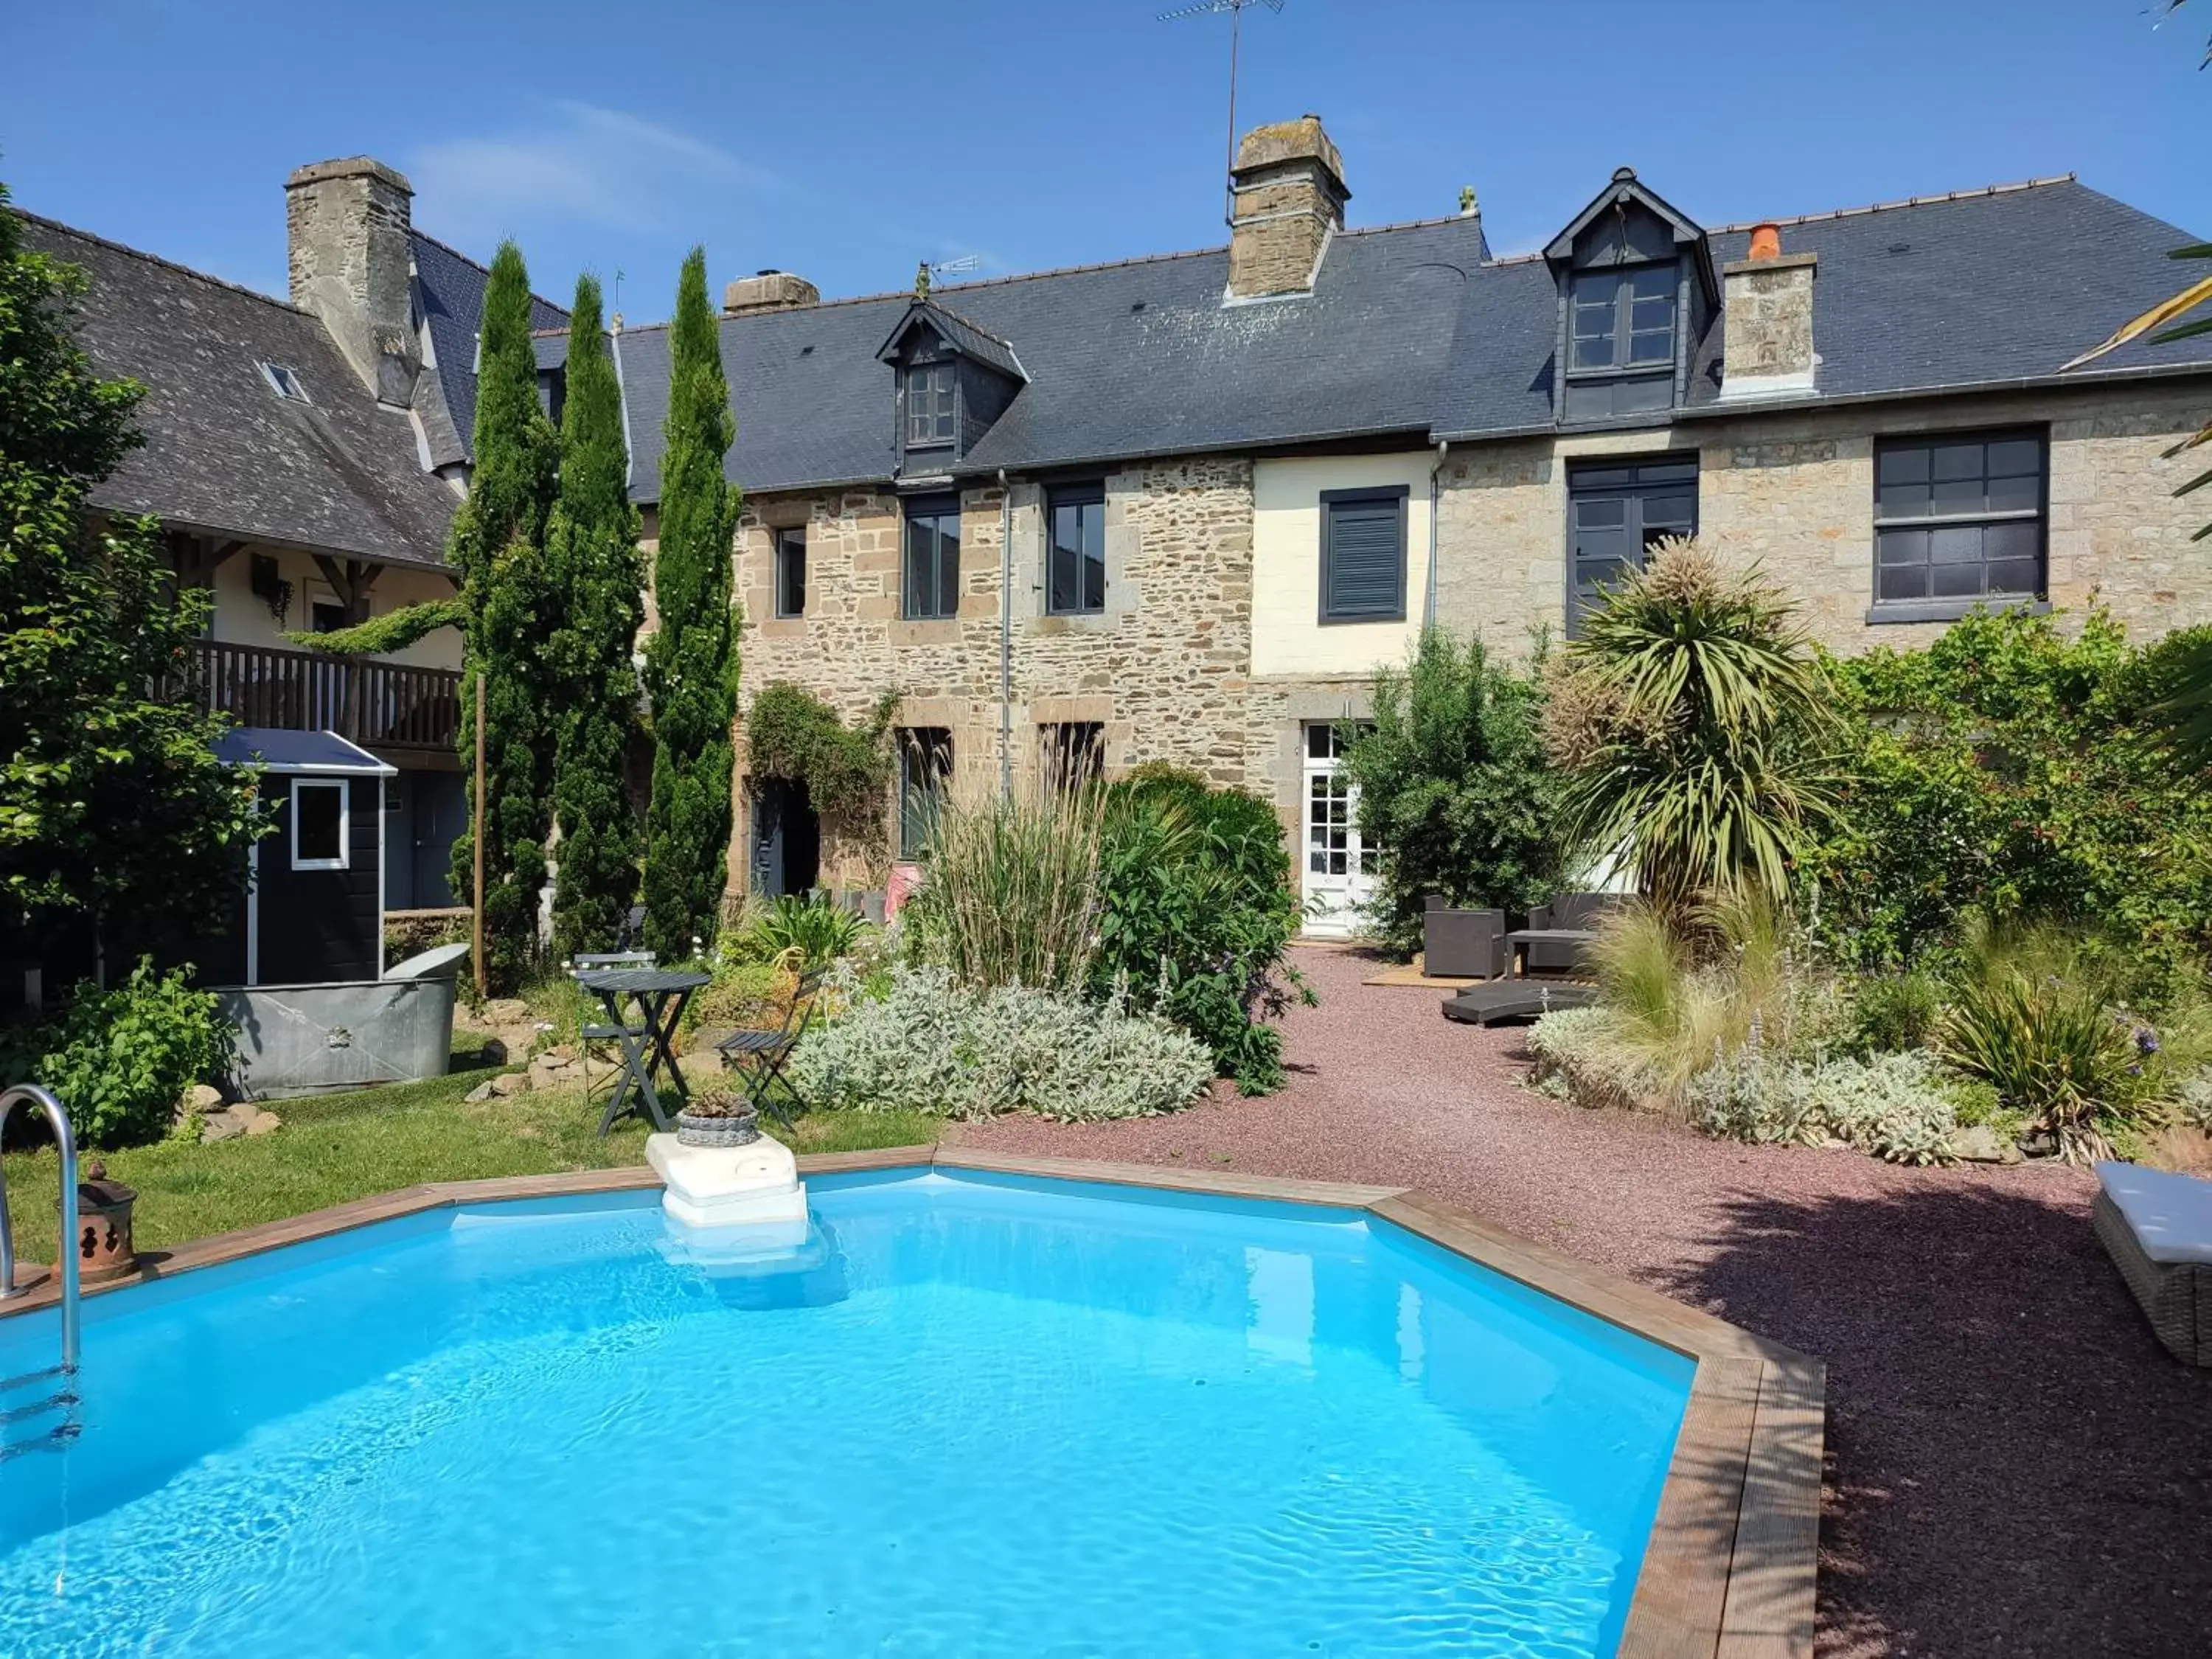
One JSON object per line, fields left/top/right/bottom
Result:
{"left": 1301, "top": 722, "right": 1376, "bottom": 939}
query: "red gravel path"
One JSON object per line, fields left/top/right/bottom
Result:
{"left": 954, "top": 945, "right": 2212, "bottom": 1658}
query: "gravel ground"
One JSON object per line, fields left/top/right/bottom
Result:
{"left": 954, "top": 945, "right": 2212, "bottom": 1658}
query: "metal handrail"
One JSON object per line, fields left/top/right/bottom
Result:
{"left": 0, "top": 1085, "right": 80, "bottom": 1372}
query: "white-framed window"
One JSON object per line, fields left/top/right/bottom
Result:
{"left": 291, "top": 779, "right": 349, "bottom": 870}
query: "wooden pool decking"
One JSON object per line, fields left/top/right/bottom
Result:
{"left": 0, "top": 1147, "right": 1823, "bottom": 1659}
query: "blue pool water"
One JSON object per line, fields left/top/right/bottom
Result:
{"left": 0, "top": 1170, "right": 1689, "bottom": 1657}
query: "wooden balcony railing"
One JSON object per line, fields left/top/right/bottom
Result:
{"left": 186, "top": 639, "right": 461, "bottom": 754}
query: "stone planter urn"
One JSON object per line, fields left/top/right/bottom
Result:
{"left": 676, "top": 1102, "right": 761, "bottom": 1148}
{"left": 68, "top": 1160, "right": 139, "bottom": 1284}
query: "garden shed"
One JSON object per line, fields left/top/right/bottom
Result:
{"left": 204, "top": 728, "right": 394, "bottom": 987}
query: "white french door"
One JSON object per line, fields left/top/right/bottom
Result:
{"left": 1300, "top": 722, "right": 1376, "bottom": 939}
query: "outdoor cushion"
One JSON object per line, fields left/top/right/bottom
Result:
{"left": 2096, "top": 1161, "right": 2212, "bottom": 1266}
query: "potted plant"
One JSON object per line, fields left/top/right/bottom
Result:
{"left": 675, "top": 1086, "right": 761, "bottom": 1148}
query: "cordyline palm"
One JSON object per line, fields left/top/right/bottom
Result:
{"left": 1551, "top": 540, "right": 1840, "bottom": 917}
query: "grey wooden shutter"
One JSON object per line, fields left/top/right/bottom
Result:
{"left": 1323, "top": 492, "right": 1405, "bottom": 622}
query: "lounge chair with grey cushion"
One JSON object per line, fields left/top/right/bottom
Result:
{"left": 2093, "top": 1160, "right": 2212, "bottom": 1366}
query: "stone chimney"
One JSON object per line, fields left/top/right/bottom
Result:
{"left": 285, "top": 157, "right": 420, "bottom": 406}
{"left": 1226, "top": 115, "right": 1349, "bottom": 302}
{"left": 723, "top": 270, "right": 820, "bottom": 318}
{"left": 1719, "top": 220, "right": 1818, "bottom": 400}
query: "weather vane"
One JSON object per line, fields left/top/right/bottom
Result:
{"left": 1158, "top": 0, "right": 1287, "bottom": 229}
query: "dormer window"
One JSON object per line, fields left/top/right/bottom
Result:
{"left": 905, "top": 361, "right": 957, "bottom": 448}
{"left": 1571, "top": 265, "right": 1676, "bottom": 372}
{"left": 1543, "top": 169, "right": 1717, "bottom": 425}
{"left": 877, "top": 299, "right": 1026, "bottom": 473}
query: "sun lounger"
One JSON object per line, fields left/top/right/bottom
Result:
{"left": 2093, "top": 1160, "right": 2212, "bottom": 1366}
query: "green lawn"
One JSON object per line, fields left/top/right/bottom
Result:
{"left": 1, "top": 1057, "right": 938, "bottom": 1264}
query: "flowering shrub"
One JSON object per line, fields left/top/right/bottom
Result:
{"left": 787, "top": 964, "right": 1211, "bottom": 1121}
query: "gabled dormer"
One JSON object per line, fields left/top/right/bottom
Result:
{"left": 1543, "top": 167, "right": 1717, "bottom": 422}
{"left": 876, "top": 298, "right": 1026, "bottom": 476}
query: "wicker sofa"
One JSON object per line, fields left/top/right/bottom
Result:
{"left": 2093, "top": 1161, "right": 2212, "bottom": 1367}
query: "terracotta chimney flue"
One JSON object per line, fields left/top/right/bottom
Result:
{"left": 1747, "top": 221, "right": 1783, "bottom": 262}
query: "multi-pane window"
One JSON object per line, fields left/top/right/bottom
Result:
{"left": 905, "top": 361, "right": 956, "bottom": 448}
{"left": 902, "top": 494, "right": 961, "bottom": 620}
{"left": 773, "top": 527, "right": 806, "bottom": 619}
{"left": 1303, "top": 723, "right": 1375, "bottom": 879}
{"left": 1041, "top": 722, "right": 1105, "bottom": 792}
{"left": 1566, "top": 457, "right": 1698, "bottom": 630}
{"left": 1873, "top": 431, "right": 2045, "bottom": 608}
{"left": 1320, "top": 487, "right": 1408, "bottom": 623}
{"left": 897, "top": 728, "right": 952, "bottom": 858}
{"left": 1570, "top": 265, "right": 1677, "bottom": 372}
{"left": 1047, "top": 483, "right": 1107, "bottom": 615}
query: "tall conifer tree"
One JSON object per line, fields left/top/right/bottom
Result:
{"left": 641, "top": 248, "right": 740, "bottom": 959}
{"left": 546, "top": 276, "right": 644, "bottom": 957}
{"left": 448, "top": 241, "right": 558, "bottom": 992}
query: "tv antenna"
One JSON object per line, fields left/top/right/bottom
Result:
{"left": 1158, "top": 0, "right": 1285, "bottom": 229}
{"left": 914, "top": 253, "right": 982, "bottom": 297}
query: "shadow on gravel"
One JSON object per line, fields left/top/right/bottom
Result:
{"left": 1658, "top": 1183, "right": 2212, "bottom": 1658}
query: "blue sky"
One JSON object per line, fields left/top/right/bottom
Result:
{"left": 4, "top": 0, "right": 2207, "bottom": 321}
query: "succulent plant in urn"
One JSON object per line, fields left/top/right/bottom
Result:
{"left": 675, "top": 1086, "right": 761, "bottom": 1147}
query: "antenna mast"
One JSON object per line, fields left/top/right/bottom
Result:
{"left": 1158, "top": 0, "right": 1285, "bottom": 229}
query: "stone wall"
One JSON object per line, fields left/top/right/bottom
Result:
{"left": 703, "top": 380, "right": 2211, "bottom": 907}
{"left": 728, "top": 456, "right": 1256, "bottom": 895}
{"left": 1429, "top": 382, "right": 2212, "bottom": 661}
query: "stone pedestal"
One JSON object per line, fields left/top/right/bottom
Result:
{"left": 645, "top": 1131, "right": 808, "bottom": 1232}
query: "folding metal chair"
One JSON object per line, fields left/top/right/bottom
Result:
{"left": 714, "top": 969, "right": 824, "bottom": 1133}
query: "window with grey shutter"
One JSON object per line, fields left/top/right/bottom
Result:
{"left": 1320, "top": 487, "right": 1408, "bottom": 624}
{"left": 1871, "top": 430, "right": 2045, "bottom": 617}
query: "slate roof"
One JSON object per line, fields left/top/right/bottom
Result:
{"left": 409, "top": 230, "right": 568, "bottom": 463}
{"left": 15, "top": 213, "right": 465, "bottom": 570}
{"left": 583, "top": 215, "right": 1491, "bottom": 500}
{"left": 550, "top": 175, "right": 2211, "bottom": 502}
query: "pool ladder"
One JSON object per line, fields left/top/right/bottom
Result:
{"left": 0, "top": 1084, "right": 81, "bottom": 1461}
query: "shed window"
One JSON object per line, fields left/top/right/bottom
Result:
{"left": 897, "top": 728, "right": 952, "bottom": 858}
{"left": 1567, "top": 457, "right": 1698, "bottom": 630}
{"left": 1872, "top": 431, "right": 2046, "bottom": 608}
{"left": 1047, "top": 483, "right": 1107, "bottom": 615}
{"left": 773, "top": 527, "right": 807, "bottom": 619}
{"left": 905, "top": 361, "right": 957, "bottom": 448}
{"left": 291, "top": 780, "right": 349, "bottom": 870}
{"left": 1320, "top": 487, "right": 1409, "bottom": 624}
{"left": 1570, "top": 265, "right": 1676, "bottom": 372}
{"left": 902, "top": 495, "right": 962, "bottom": 620}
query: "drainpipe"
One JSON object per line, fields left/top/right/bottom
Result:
{"left": 998, "top": 469, "right": 1013, "bottom": 799}
{"left": 1424, "top": 439, "right": 1449, "bottom": 630}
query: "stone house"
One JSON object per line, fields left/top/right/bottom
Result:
{"left": 562, "top": 116, "right": 2211, "bottom": 934}
{"left": 12, "top": 160, "right": 563, "bottom": 917}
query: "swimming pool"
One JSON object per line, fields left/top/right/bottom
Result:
{"left": 0, "top": 1167, "right": 1693, "bottom": 1656}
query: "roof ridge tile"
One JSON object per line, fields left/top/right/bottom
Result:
{"left": 10, "top": 207, "right": 309, "bottom": 314}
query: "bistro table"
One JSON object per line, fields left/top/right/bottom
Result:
{"left": 1503, "top": 927, "right": 1603, "bottom": 981}
{"left": 573, "top": 966, "right": 711, "bottom": 1135}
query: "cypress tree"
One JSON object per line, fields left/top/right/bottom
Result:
{"left": 546, "top": 275, "right": 644, "bottom": 959}
{"left": 641, "top": 248, "right": 740, "bottom": 959}
{"left": 448, "top": 241, "right": 558, "bottom": 992}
